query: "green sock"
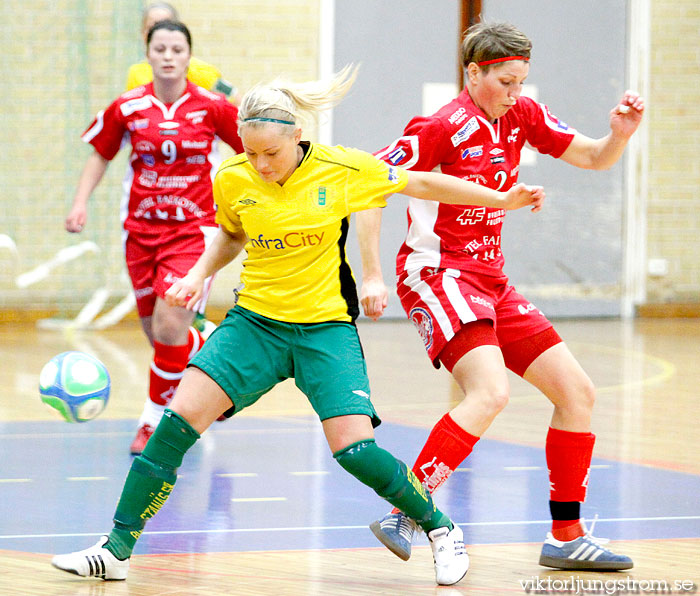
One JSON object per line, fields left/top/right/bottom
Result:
{"left": 106, "top": 409, "right": 200, "bottom": 560}
{"left": 333, "top": 439, "right": 452, "bottom": 533}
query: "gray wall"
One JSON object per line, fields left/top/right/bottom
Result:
{"left": 333, "top": 0, "right": 628, "bottom": 318}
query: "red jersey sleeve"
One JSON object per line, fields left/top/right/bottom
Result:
{"left": 212, "top": 99, "right": 243, "bottom": 154}
{"left": 374, "top": 116, "right": 454, "bottom": 172}
{"left": 80, "top": 99, "right": 127, "bottom": 161}
{"left": 517, "top": 96, "right": 575, "bottom": 158}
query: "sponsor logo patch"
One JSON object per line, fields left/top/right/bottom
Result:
{"left": 448, "top": 107, "right": 468, "bottom": 125}
{"left": 387, "top": 166, "right": 400, "bottom": 183}
{"left": 248, "top": 231, "right": 326, "bottom": 250}
{"left": 182, "top": 140, "right": 208, "bottom": 149}
{"left": 409, "top": 307, "right": 434, "bottom": 350}
{"left": 121, "top": 97, "right": 152, "bottom": 117}
{"left": 127, "top": 118, "right": 149, "bottom": 131}
{"left": 135, "top": 140, "right": 155, "bottom": 152}
{"left": 387, "top": 147, "right": 407, "bottom": 165}
{"left": 450, "top": 117, "right": 479, "bottom": 147}
{"left": 461, "top": 145, "right": 483, "bottom": 159}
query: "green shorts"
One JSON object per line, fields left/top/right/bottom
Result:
{"left": 189, "top": 307, "right": 381, "bottom": 427}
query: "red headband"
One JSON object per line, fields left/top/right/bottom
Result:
{"left": 477, "top": 56, "right": 530, "bottom": 66}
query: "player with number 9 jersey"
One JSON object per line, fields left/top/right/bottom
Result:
{"left": 66, "top": 20, "right": 244, "bottom": 456}
{"left": 82, "top": 80, "right": 243, "bottom": 235}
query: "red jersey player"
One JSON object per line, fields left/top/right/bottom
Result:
{"left": 362, "top": 22, "right": 644, "bottom": 572}
{"left": 65, "top": 20, "right": 243, "bottom": 455}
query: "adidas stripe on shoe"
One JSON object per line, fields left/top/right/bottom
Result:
{"left": 369, "top": 511, "right": 418, "bottom": 561}
{"left": 51, "top": 536, "right": 130, "bottom": 580}
{"left": 539, "top": 531, "right": 633, "bottom": 570}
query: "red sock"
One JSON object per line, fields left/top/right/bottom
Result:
{"left": 546, "top": 427, "right": 595, "bottom": 540}
{"left": 390, "top": 413, "right": 479, "bottom": 514}
{"left": 187, "top": 326, "right": 206, "bottom": 359}
{"left": 552, "top": 520, "right": 584, "bottom": 541}
{"left": 148, "top": 341, "right": 191, "bottom": 406}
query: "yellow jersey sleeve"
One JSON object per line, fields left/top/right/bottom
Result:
{"left": 341, "top": 147, "right": 409, "bottom": 212}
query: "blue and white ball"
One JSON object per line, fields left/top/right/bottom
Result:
{"left": 39, "top": 351, "right": 110, "bottom": 423}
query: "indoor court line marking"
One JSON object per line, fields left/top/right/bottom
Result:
{"left": 0, "top": 478, "right": 32, "bottom": 483}
{"left": 0, "top": 427, "right": 316, "bottom": 441}
{"left": 231, "top": 497, "right": 287, "bottom": 503}
{"left": 3, "top": 515, "right": 698, "bottom": 541}
{"left": 216, "top": 473, "right": 258, "bottom": 478}
{"left": 502, "top": 465, "right": 610, "bottom": 471}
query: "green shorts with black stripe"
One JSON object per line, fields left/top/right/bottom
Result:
{"left": 189, "top": 306, "right": 381, "bottom": 427}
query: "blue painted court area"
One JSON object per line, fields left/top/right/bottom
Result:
{"left": 0, "top": 417, "right": 698, "bottom": 555}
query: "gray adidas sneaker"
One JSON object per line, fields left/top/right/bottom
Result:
{"left": 369, "top": 511, "right": 418, "bottom": 561}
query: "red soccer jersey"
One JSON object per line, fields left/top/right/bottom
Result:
{"left": 375, "top": 90, "right": 575, "bottom": 277}
{"left": 81, "top": 81, "right": 243, "bottom": 234}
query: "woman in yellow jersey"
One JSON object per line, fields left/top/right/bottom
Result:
{"left": 126, "top": 2, "right": 240, "bottom": 103}
{"left": 51, "top": 66, "right": 544, "bottom": 587}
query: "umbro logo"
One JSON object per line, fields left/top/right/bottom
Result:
{"left": 239, "top": 199, "right": 257, "bottom": 205}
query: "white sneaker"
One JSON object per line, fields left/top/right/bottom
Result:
{"left": 51, "top": 536, "right": 130, "bottom": 580}
{"left": 428, "top": 524, "right": 469, "bottom": 586}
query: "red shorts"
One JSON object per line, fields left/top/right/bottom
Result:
{"left": 398, "top": 267, "right": 555, "bottom": 368}
{"left": 124, "top": 225, "right": 217, "bottom": 318}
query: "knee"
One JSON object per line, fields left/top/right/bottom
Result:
{"left": 487, "top": 387, "right": 510, "bottom": 415}
{"left": 468, "top": 385, "right": 510, "bottom": 417}
{"left": 557, "top": 374, "right": 596, "bottom": 416}
{"left": 576, "top": 375, "right": 596, "bottom": 412}
{"left": 153, "top": 320, "right": 188, "bottom": 345}
{"left": 151, "top": 307, "right": 192, "bottom": 345}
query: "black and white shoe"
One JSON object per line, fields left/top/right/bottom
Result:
{"left": 51, "top": 535, "right": 130, "bottom": 580}
{"left": 428, "top": 524, "right": 469, "bottom": 586}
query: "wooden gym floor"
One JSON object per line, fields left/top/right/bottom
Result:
{"left": 0, "top": 316, "right": 698, "bottom": 594}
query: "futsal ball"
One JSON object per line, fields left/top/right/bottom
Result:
{"left": 39, "top": 351, "right": 110, "bottom": 423}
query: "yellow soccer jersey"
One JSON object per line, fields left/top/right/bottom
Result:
{"left": 214, "top": 142, "right": 409, "bottom": 323}
{"left": 126, "top": 56, "right": 235, "bottom": 97}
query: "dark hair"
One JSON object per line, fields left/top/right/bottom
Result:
{"left": 146, "top": 19, "right": 192, "bottom": 51}
{"left": 461, "top": 22, "right": 531, "bottom": 72}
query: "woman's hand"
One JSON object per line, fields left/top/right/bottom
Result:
{"left": 503, "top": 183, "right": 546, "bottom": 212}
{"left": 360, "top": 275, "right": 388, "bottom": 321}
{"left": 65, "top": 205, "right": 87, "bottom": 233}
{"left": 165, "top": 271, "right": 206, "bottom": 310}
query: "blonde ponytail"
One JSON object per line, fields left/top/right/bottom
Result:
{"left": 238, "top": 64, "right": 359, "bottom": 134}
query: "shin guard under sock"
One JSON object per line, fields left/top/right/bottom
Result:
{"left": 107, "top": 410, "right": 200, "bottom": 559}
{"left": 148, "top": 341, "right": 191, "bottom": 407}
{"left": 334, "top": 439, "right": 452, "bottom": 533}
{"left": 411, "top": 412, "right": 479, "bottom": 492}
{"left": 546, "top": 427, "right": 595, "bottom": 540}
